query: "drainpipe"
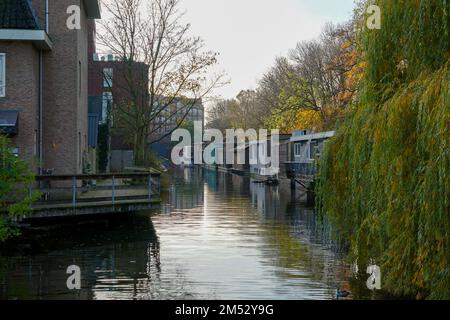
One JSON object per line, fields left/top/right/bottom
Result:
{"left": 45, "top": 0, "right": 49, "bottom": 33}
{"left": 38, "top": 0, "right": 48, "bottom": 174}
{"left": 38, "top": 51, "right": 43, "bottom": 175}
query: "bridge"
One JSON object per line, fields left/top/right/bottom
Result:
{"left": 23, "top": 172, "right": 161, "bottom": 220}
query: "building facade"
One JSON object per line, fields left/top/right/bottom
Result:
{"left": 153, "top": 98, "right": 204, "bottom": 138}
{"left": 0, "top": 0, "right": 101, "bottom": 174}
{"left": 150, "top": 97, "right": 205, "bottom": 163}
{"left": 87, "top": 20, "right": 149, "bottom": 172}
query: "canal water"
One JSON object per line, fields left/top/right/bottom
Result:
{"left": 0, "top": 169, "right": 356, "bottom": 300}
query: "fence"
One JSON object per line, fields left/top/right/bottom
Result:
{"left": 32, "top": 173, "right": 161, "bottom": 210}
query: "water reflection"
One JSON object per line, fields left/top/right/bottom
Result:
{"left": 0, "top": 215, "right": 162, "bottom": 299}
{"left": 1, "top": 168, "right": 351, "bottom": 300}
{"left": 151, "top": 169, "right": 350, "bottom": 299}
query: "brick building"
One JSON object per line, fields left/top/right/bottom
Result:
{"left": 0, "top": 0, "right": 101, "bottom": 174}
{"left": 86, "top": 19, "right": 204, "bottom": 169}
{"left": 87, "top": 20, "right": 149, "bottom": 171}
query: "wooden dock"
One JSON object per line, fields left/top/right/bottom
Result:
{"left": 22, "top": 173, "right": 161, "bottom": 220}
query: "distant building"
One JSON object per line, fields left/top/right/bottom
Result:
{"left": 285, "top": 130, "right": 335, "bottom": 178}
{"left": 87, "top": 20, "right": 149, "bottom": 172}
{"left": 0, "top": 0, "right": 101, "bottom": 174}
{"left": 153, "top": 97, "right": 204, "bottom": 138}
{"left": 248, "top": 134, "right": 291, "bottom": 179}
{"left": 151, "top": 97, "right": 204, "bottom": 162}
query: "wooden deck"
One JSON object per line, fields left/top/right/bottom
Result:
{"left": 21, "top": 172, "right": 162, "bottom": 220}
{"left": 29, "top": 198, "right": 161, "bottom": 219}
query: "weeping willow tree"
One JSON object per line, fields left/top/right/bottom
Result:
{"left": 317, "top": 0, "right": 449, "bottom": 299}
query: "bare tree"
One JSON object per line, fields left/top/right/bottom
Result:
{"left": 287, "top": 22, "right": 358, "bottom": 127}
{"left": 256, "top": 57, "right": 293, "bottom": 114}
{"left": 207, "top": 22, "right": 359, "bottom": 134}
{"left": 97, "top": 0, "right": 226, "bottom": 165}
{"left": 207, "top": 90, "right": 261, "bottom": 133}
{"left": 206, "top": 98, "right": 234, "bottom": 132}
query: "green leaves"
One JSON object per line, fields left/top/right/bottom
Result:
{"left": 316, "top": 0, "right": 450, "bottom": 299}
{"left": 0, "top": 135, "right": 38, "bottom": 242}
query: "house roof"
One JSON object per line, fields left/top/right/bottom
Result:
{"left": 290, "top": 131, "right": 335, "bottom": 143}
{"left": 0, "top": 0, "right": 40, "bottom": 30}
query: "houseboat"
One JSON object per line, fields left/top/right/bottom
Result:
{"left": 202, "top": 141, "right": 224, "bottom": 172}
{"left": 249, "top": 134, "right": 291, "bottom": 183}
{"left": 180, "top": 142, "right": 203, "bottom": 168}
{"left": 285, "top": 130, "right": 335, "bottom": 182}
{"left": 231, "top": 142, "right": 251, "bottom": 176}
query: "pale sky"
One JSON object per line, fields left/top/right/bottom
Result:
{"left": 178, "top": 0, "right": 356, "bottom": 100}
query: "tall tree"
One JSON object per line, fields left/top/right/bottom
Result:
{"left": 286, "top": 22, "right": 358, "bottom": 128}
{"left": 206, "top": 98, "right": 234, "bottom": 132}
{"left": 317, "top": 0, "right": 449, "bottom": 299}
{"left": 97, "top": 0, "right": 225, "bottom": 165}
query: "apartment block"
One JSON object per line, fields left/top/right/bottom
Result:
{"left": 0, "top": 0, "right": 101, "bottom": 174}
{"left": 151, "top": 97, "right": 205, "bottom": 162}
{"left": 87, "top": 20, "right": 150, "bottom": 171}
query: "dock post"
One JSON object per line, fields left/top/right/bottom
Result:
{"left": 306, "top": 180, "right": 316, "bottom": 206}
{"left": 290, "top": 178, "right": 296, "bottom": 190}
{"left": 157, "top": 175, "right": 161, "bottom": 195}
{"left": 72, "top": 176, "right": 77, "bottom": 208}
{"left": 112, "top": 175, "right": 116, "bottom": 209}
{"left": 148, "top": 174, "right": 152, "bottom": 202}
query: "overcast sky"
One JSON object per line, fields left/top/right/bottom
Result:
{"left": 178, "top": 0, "right": 356, "bottom": 100}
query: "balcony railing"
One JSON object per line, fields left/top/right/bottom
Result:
{"left": 285, "top": 161, "right": 316, "bottom": 179}
{"left": 31, "top": 173, "right": 161, "bottom": 210}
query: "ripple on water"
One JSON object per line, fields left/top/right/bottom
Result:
{"left": 0, "top": 169, "right": 348, "bottom": 300}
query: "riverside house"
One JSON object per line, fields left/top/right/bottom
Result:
{"left": 285, "top": 130, "right": 335, "bottom": 179}
{"left": 0, "top": 0, "right": 101, "bottom": 174}
{"left": 249, "top": 134, "right": 291, "bottom": 181}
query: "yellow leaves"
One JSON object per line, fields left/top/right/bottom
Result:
{"left": 317, "top": 60, "right": 450, "bottom": 298}
{"left": 293, "top": 110, "right": 323, "bottom": 131}
{"left": 341, "top": 40, "right": 353, "bottom": 50}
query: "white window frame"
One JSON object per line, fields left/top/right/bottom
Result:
{"left": 294, "top": 142, "right": 312, "bottom": 159}
{"left": 103, "top": 68, "right": 113, "bottom": 88}
{"left": 294, "top": 143, "right": 302, "bottom": 156}
{"left": 0, "top": 53, "right": 5, "bottom": 97}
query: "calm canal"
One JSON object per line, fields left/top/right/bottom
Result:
{"left": 1, "top": 169, "right": 358, "bottom": 300}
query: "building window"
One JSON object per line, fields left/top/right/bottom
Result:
{"left": 294, "top": 142, "right": 311, "bottom": 159}
{"left": 101, "top": 92, "right": 113, "bottom": 124}
{"left": 310, "top": 141, "right": 320, "bottom": 159}
{"left": 11, "top": 147, "right": 19, "bottom": 157}
{"left": 103, "top": 68, "right": 113, "bottom": 88}
{"left": 294, "top": 143, "right": 302, "bottom": 156}
{"left": 0, "top": 53, "right": 5, "bottom": 97}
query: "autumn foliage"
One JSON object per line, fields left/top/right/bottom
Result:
{"left": 317, "top": 0, "right": 449, "bottom": 299}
